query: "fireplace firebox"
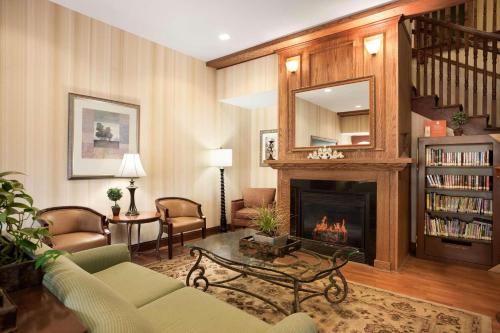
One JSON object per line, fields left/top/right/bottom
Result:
{"left": 290, "top": 179, "right": 376, "bottom": 265}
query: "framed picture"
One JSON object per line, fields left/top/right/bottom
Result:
{"left": 260, "top": 129, "right": 278, "bottom": 167}
{"left": 68, "top": 93, "right": 140, "bottom": 179}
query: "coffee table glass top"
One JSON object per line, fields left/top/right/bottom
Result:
{"left": 185, "top": 229, "right": 356, "bottom": 282}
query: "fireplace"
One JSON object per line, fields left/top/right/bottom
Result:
{"left": 290, "top": 179, "right": 377, "bottom": 265}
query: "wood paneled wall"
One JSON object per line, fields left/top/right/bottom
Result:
{"left": 0, "top": 0, "right": 226, "bottom": 243}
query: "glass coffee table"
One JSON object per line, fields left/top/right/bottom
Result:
{"left": 185, "top": 229, "right": 358, "bottom": 315}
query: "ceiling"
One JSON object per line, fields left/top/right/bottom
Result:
{"left": 49, "top": 0, "right": 394, "bottom": 61}
{"left": 296, "top": 81, "right": 370, "bottom": 112}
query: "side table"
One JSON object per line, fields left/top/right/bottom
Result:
{"left": 107, "top": 212, "right": 162, "bottom": 259}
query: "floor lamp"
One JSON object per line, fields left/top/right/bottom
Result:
{"left": 210, "top": 148, "right": 232, "bottom": 232}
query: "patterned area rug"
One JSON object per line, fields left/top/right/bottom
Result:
{"left": 146, "top": 255, "right": 491, "bottom": 333}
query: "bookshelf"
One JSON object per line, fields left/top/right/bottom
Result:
{"left": 417, "top": 135, "right": 500, "bottom": 268}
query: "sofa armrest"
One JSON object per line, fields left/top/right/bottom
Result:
{"left": 267, "top": 313, "right": 317, "bottom": 333}
{"left": 66, "top": 244, "right": 130, "bottom": 274}
{"left": 231, "top": 199, "right": 245, "bottom": 217}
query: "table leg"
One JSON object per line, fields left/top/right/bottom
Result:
{"left": 292, "top": 280, "right": 301, "bottom": 313}
{"left": 127, "top": 223, "right": 133, "bottom": 253}
{"left": 156, "top": 219, "right": 162, "bottom": 260}
{"left": 137, "top": 224, "right": 141, "bottom": 252}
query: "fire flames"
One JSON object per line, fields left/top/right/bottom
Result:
{"left": 312, "top": 216, "right": 348, "bottom": 243}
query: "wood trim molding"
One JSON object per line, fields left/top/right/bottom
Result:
{"left": 338, "top": 110, "right": 370, "bottom": 117}
{"left": 206, "top": 0, "right": 466, "bottom": 69}
{"left": 267, "top": 158, "right": 414, "bottom": 171}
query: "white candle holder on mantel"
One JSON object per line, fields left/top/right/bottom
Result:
{"left": 307, "top": 146, "right": 345, "bottom": 160}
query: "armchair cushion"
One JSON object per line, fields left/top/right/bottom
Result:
{"left": 164, "top": 217, "right": 205, "bottom": 234}
{"left": 39, "top": 207, "right": 105, "bottom": 235}
{"left": 156, "top": 199, "right": 200, "bottom": 218}
{"left": 234, "top": 207, "right": 259, "bottom": 220}
{"left": 51, "top": 232, "right": 108, "bottom": 253}
{"left": 94, "top": 262, "right": 184, "bottom": 308}
{"left": 242, "top": 188, "right": 276, "bottom": 208}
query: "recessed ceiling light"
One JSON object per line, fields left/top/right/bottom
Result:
{"left": 324, "top": 88, "right": 332, "bottom": 93}
{"left": 218, "top": 33, "right": 231, "bottom": 41}
{"left": 355, "top": 105, "right": 362, "bottom": 108}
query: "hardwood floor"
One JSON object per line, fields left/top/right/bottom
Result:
{"left": 134, "top": 243, "right": 500, "bottom": 332}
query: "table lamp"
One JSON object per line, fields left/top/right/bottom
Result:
{"left": 116, "top": 153, "right": 146, "bottom": 216}
{"left": 210, "top": 148, "right": 232, "bottom": 232}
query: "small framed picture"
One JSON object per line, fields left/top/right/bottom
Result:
{"left": 68, "top": 93, "right": 140, "bottom": 179}
{"left": 260, "top": 129, "right": 278, "bottom": 167}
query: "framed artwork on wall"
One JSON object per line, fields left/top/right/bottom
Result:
{"left": 260, "top": 129, "right": 278, "bottom": 167}
{"left": 68, "top": 93, "right": 140, "bottom": 179}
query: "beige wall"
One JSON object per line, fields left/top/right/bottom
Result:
{"left": 0, "top": 0, "right": 228, "bottom": 244}
{"left": 295, "top": 98, "right": 341, "bottom": 146}
{"left": 216, "top": 55, "right": 278, "bottom": 190}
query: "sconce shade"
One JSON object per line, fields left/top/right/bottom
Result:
{"left": 364, "top": 36, "right": 381, "bottom": 55}
{"left": 210, "top": 148, "right": 232, "bottom": 168}
{"left": 116, "top": 153, "right": 146, "bottom": 178}
{"left": 285, "top": 57, "right": 300, "bottom": 73}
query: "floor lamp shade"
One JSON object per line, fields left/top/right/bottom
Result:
{"left": 116, "top": 153, "right": 146, "bottom": 216}
{"left": 209, "top": 149, "right": 232, "bottom": 168}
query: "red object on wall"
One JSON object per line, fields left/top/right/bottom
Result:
{"left": 424, "top": 120, "right": 447, "bottom": 137}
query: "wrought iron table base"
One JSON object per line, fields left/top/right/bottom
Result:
{"left": 185, "top": 248, "right": 349, "bottom": 316}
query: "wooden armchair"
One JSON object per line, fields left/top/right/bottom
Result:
{"left": 231, "top": 188, "right": 276, "bottom": 231}
{"left": 38, "top": 206, "right": 110, "bottom": 253}
{"left": 155, "top": 197, "right": 206, "bottom": 259}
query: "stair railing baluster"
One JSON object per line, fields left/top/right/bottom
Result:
{"left": 447, "top": 26, "right": 452, "bottom": 104}
{"left": 492, "top": 39, "right": 497, "bottom": 127}
{"left": 440, "top": 22, "right": 444, "bottom": 106}
{"left": 455, "top": 26, "right": 460, "bottom": 104}
{"left": 473, "top": 34, "right": 479, "bottom": 115}
{"left": 483, "top": 38, "right": 488, "bottom": 118}
{"left": 464, "top": 32, "right": 470, "bottom": 112}
{"left": 483, "top": 0, "right": 487, "bottom": 31}
{"left": 416, "top": 19, "right": 421, "bottom": 95}
{"left": 431, "top": 22, "right": 436, "bottom": 95}
{"left": 424, "top": 20, "right": 429, "bottom": 96}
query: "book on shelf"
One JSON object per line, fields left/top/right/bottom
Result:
{"left": 424, "top": 213, "right": 492, "bottom": 241}
{"left": 425, "top": 192, "right": 493, "bottom": 216}
{"left": 426, "top": 174, "right": 491, "bottom": 191}
{"left": 426, "top": 148, "right": 492, "bottom": 166}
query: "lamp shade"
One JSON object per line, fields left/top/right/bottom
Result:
{"left": 209, "top": 148, "right": 232, "bottom": 168}
{"left": 116, "top": 153, "right": 146, "bottom": 178}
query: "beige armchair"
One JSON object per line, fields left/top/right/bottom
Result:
{"left": 38, "top": 206, "right": 110, "bottom": 253}
{"left": 231, "top": 188, "right": 276, "bottom": 231}
{"left": 155, "top": 197, "right": 206, "bottom": 259}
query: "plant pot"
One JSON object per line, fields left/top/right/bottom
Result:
{"left": 453, "top": 128, "right": 464, "bottom": 136}
{"left": 111, "top": 206, "right": 121, "bottom": 216}
{"left": 0, "top": 256, "right": 42, "bottom": 292}
{"left": 253, "top": 233, "right": 288, "bottom": 247}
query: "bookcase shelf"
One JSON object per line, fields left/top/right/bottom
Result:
{"left": 417, "top": 135, "right": 500, "bottom": 269}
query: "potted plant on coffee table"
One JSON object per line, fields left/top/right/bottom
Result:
{"left": 107, "top": 187, "right": 123, "bottom": 216}
{"left": 252, "top": 206, "right": 288, "bottom": 246}
{"left": 452, "top": 110, "right": 467, "bottom": 136}
{"left": 0, "top": 171, "right": 63, "bottom": 292}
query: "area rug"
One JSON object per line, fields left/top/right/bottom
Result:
{"left": 146, "top": 255, "right": 491, "bottom": 333}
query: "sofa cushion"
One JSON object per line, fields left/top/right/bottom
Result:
{"left": 94, "top": 262, "right": 185, "bottom": 308}
{"left": 234, "top": 207, "right": 259, "bottom": 220}
{"left": 51, "top": 232, "right": 108, "bottom": 253}
{"left": 242, "top": 188, "right": 276, "bottom": 208}
{"left": 138, "top": 287, "right": 270, "bottom": 333}
{"left": 43, "top": 256, "right": 157, "bottom": 333}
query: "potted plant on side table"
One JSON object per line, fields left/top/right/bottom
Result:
{"left": 452, "top": 110, "right": 467, "bottom": 136}
{"left": 0, "top": 171, "right": 63, "bottom": 292}
{"left": 107, "top": 188, "right": 123, "bottom": 216}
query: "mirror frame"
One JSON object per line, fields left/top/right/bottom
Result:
{"left": 290, "top": 75, "right": 375, "bottom": 151}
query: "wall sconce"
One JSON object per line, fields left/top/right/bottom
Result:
{"left": 364, "top": 35, "right": 382, "bottom": 55}
{"left": 285, "top": 56, "right": 300, "bottom": 73}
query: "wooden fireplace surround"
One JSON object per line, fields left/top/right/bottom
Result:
{"left": 269, "top": 16, "right": 414, "bottom": 271}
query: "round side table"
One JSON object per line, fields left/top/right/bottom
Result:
{"left": 107, "top": 211, "right": 162, "bottom": 259}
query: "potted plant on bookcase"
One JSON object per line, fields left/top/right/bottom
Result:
{"left": 0, "top": 171, "right": 63, "bottom": 292}
{"left": 107, "top": 187, "right": 123, "bottom": 216}
{"left": 452, "top": 110, "right": 467, "bottom": 136}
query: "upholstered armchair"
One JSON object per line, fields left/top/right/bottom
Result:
{"left": 231, "top": 188, "right": 276, "bottom": 231}
{"left": 155, "top": 197, "right": 206, "bottom": 259}
{"left": 38, "top": 206, "right": 110, "bottom": 253}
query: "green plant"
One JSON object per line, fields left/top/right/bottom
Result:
{"left": 0, "top": 171, "right": 63, "bottom": 269}
{"left": 252, "top": 206, "right": 284, "bottom": 237}
{"left": 107, "top": 188, "right": 123, "bottom": 207}
{"left": 452, "top": 111, "right": 467, "bottom": 129}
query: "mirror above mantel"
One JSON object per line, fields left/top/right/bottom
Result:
{"left": 293, "top": 77, "right": 374, "bottom": 150}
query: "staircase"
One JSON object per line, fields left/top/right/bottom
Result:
{"left": 407, "top": 0, "right": 500, "bottom": 134}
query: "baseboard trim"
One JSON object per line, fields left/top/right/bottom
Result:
{"left": 130, "top": 225, "right": 221, "bottom": 252}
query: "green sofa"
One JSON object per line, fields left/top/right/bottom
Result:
{"left": 42, "top": 244, "right": 318, "bottom": 333}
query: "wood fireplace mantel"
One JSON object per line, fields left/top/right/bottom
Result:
{"left": 268, "top": 158, "right": 414, "bottom": 171}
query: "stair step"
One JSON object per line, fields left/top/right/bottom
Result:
{"left": 432, "top": 104, "right": 463, "bottom": 112}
